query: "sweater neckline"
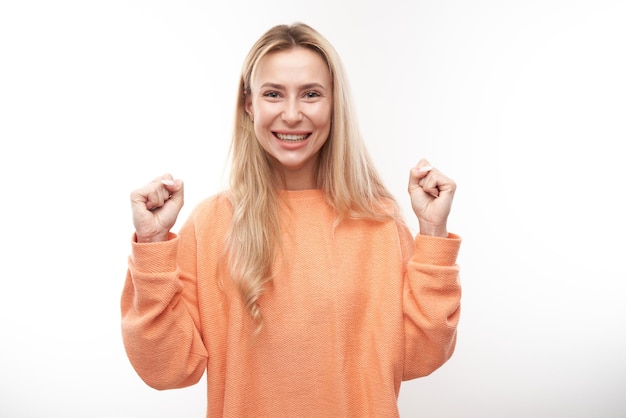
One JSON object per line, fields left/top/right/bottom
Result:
{"left": 277, "top": 189, "right": 324, "bottom": 201}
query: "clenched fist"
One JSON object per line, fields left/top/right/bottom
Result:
{"left": 408, "top": 159, "right": 456, "bottom": 238}
{"left": 130, "top": 174, "right": 184, "bottom": 243}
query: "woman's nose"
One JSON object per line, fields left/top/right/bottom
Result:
{"left": 281, "top": 99, "right": 303, "bottom": 124}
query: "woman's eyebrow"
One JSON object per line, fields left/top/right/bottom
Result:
{"left": 259, "top": 82, "right": 326, "bottom": 90}
{"left": 301, "top": 82, "right": 326, "bottom": 90}
{"left": 260, "top": 82, "right": 284, "bottom": 89}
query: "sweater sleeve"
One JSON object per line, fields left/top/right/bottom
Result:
{"left": 400, "top": 227, "right": 462, "bottom": 380}
{"left": 120, "top": 214, "right": 208, "bottom": 390}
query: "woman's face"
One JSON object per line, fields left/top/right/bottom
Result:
{"left": 246, "top": 47, "right": 333, "bottom": 190}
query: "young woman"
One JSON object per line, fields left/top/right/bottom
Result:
{"left": 122, "top": 22, "right": 461, "bottom": 417}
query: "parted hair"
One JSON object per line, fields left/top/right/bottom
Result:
{"left": 226, "top": 22, "right": 400, "bottom": 334}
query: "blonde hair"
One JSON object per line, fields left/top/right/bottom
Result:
{"left": 226, "top": 22, "right": 400, "bottom": 333}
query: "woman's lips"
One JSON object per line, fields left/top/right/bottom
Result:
{"left": 274, "top": 132, "right": 310, "bottom": 142}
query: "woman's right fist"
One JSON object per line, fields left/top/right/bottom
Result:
{"left": 130, "top": 174, "right": 184, "bottom": 243}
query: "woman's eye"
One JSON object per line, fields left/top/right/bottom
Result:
{"left": 263, "top": 91, "right": 280, "bottom": 98}
{"left": 304, "top": 91, "right": 321, "bottom": 99}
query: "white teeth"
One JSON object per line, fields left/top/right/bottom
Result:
{"left": 276, "top": 133, "right": 308, "bottom": 142}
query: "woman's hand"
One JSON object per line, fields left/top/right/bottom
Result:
{"left": 408, "top": 159, "right": 456, "bottom": 237}
{"left": 130, "top": 174, "right": 184, "bottom": 243}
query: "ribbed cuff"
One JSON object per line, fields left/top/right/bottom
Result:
{"left": 413, "top": 233, "right": 461, "bottom": 266}
{"left": 130, "top": 232, "right": 179, "bottom": 273}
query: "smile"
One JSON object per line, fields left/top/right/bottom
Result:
{"left": 275, "top": 133, "right": 310, "bottom": 143}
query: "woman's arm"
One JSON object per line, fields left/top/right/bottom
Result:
{"left": 401, "top": 231, "right": 461, "bottom": 379}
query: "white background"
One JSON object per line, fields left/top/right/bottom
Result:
{"left": 1, "top": 1, "right": 625, "bottom": 417}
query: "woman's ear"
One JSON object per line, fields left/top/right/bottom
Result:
{"left": 244, "top": 94, "right": 253, "bottom": 119}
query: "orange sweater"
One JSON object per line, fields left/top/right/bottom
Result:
{"left": 121, "top": 190, "right": 461, "bottom": 417}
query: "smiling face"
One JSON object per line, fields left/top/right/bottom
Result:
{"left": 245, "top": 47, "right": 333, "bottom": 190}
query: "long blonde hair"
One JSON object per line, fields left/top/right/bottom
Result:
{"left": 226, "top": 22, "right": 400, "bottom": 333}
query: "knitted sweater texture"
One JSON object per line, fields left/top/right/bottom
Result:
{"left": 121, "top": 189, "right": 461, "bottom": 417}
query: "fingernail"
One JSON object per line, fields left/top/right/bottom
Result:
{"left": 418, "top": 165, "right": 433, "bottom": 173}
{"left": 161, "top": 179, "right": 175, "bottom": 186}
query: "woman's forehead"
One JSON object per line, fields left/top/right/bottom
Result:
{"left": 251, "top": 47, "right": 331, "bottom": 88}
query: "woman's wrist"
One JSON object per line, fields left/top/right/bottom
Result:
{"left": 418, "top": 222, "right": 448, "bottom": 238}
